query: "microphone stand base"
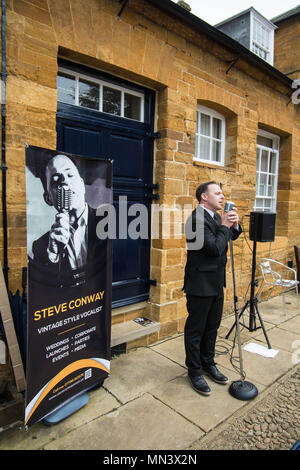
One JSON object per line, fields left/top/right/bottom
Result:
{"left": 229, "top": 380, "right": 258, "bottom": 401}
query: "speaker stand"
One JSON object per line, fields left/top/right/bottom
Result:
{"left": 228, "top": 239, "right": 258, "bottom": 401}
{"left": 226, "top": 240, "right": 271, "bottom": 349}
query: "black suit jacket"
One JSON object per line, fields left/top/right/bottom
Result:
{"left": 29, "top": 206, "right": 107, "bottom": 288}
{"left": 183, "top": 206, "right": 242, "bottom": 296}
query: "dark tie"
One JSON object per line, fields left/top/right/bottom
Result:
{"left": 214, "top": 213, "right": 220, "bottom": 226}
{"left": 72, "top": 219, "right": 79, "bottom": 231}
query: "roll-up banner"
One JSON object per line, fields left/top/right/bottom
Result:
{"left": 25, "top": 146, "right": 112, "bottom": 427}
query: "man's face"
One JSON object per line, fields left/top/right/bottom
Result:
{"left": 202, "top": 184, "right": 224, "bottom": 211}
{"left": 45, "top": 155, "right": 85, "bottom": 213}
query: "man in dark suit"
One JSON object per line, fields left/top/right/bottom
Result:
{"left": 29, "top": 154, "right": 106, "bottom": 288}
{"left": 183, "top": 181, "right": 242, "bottom": 395}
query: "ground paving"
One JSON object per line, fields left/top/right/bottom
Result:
{"left": 0, "top": 292, "right": 299, "bottom": 451}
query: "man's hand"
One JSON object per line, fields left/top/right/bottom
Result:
{"left": 47, "top": 212, "right": 70, "bottom": 261}
{"left": 221, "top": 208, "right": 239, "bottom": 229}
{"left": 228, "top": 207, "right": 239, "bottom": 229}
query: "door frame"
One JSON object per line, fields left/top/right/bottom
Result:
{"left": 56, "top": 60, "right": 156, "bottom": 308}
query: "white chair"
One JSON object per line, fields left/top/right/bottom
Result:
{"left": 258, "top": 258, "right": 299, "bottom": 316}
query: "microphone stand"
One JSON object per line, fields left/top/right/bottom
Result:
{"left": 228, "top": 238, "right": 258, "bottom": 400}
{"left": 225, "top": 240, "right": 271, "bottom": 349}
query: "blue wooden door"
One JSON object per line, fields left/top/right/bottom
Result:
{"left": 56, "top": 63, "right": 155, "bottom": 307}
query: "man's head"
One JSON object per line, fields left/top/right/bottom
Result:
{"left": 196, "top": 181, "right": 224, "bottom": 211}
{"left": 43, "top": 154, "right": 85, "bottom": 215}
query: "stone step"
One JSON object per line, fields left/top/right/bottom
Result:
{"left": 111, "top": 318, "right": 160, "bottom": 347}
{"left": 111, "top": 301, "right": 149, "bottom": 325}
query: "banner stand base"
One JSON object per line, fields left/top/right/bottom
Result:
{"left": 43, "top": 393, "right": 89, "bottom": 426}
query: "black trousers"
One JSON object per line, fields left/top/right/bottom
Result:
{"left": 184, "top": 292, "right": 224, "bottom": 376}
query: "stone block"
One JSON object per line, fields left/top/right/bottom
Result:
{"left": 142, "top": 35, "right": 163, "bottom": 80}
{"left": 14, "top": 0, "right": 52, "bottom": 27}
{"left": 152, "top": 302, "right": 177, "bottom": 323}
{"left": 158, "top": 319, "right": 178, "bottom": 338}
{"left": 166, "top": 248, "right": 183, "bottom": 266}
{"left": 47, "top": 0, "right": 76, "bottom": 48}
{"left": 7, "top": 76, "right": 57, "bottom": 111}
{"left": 156, "top": 160, "right": 186, "bottom": 179}
{"left": 150, "top": 248, "right": 166, "bottom": 268}
{"left": 160, "top": 178, "right": 184, "bottom": 196}
{"left": 128, "top": 27, "right": 146, "bottom": 74}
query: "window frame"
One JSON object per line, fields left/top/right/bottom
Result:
{"left": 252, "top": 18, "right": 270, "bottom": 61}
{"left": 254, "top": 129, "right": 280, "bottom": 213}
{"left": 194, "top": 105, "right": 226, "bottom": 166}
{"left": 57, "top": 66, "right": 145, "bottom": 122}
{"left": 250, "top": 11, "right": 274, "bottom": 65}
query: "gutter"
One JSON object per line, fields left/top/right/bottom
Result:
{"left": 272, "top": 6, "right": 300, "bottom": 24}
{"left": 145, "top": 0, "right": 293, "bottom": 89}
{"left": 1, "top": 0, "right": 8, "bottom": 288}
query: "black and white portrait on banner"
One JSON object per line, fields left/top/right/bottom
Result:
{"left": 25, "top": 145, "right": 112, "bottom": 427}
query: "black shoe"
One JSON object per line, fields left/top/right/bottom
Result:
{"left": 188, "top": 374, "right": 211, "bottom": 396}
{"left": 203, "top": 365, "right": 228, "bottom": 384}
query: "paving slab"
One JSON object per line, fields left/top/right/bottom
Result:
{"left": 44, "top": 393, "right": 203, "bottom": 450}
{"left": 104, "top": 347, "right": 186, "bottom": 404}
{"left": 216, "top": 341, "right": 294, "bottom": 387}
{"left": 0, "top": 386, "right": 119, "bottom": 450}
{"left": 277, "top": 315, "right": 300, "bottom": 334}
{"left": 255, "top": 326, "right": 300, "bottom": 353}
{"left": 150, "top": 371, "right": 264, "bottom": 433}
{"left": 221, "top": 313, "right": 275, "bottom": 334}
{"left": 218, "top": 322, "right": 276, "bottom": 347}
{"left": 150, "top": 334, "right": 186, "bottom": 368}
{"left": 282, "top": 290, "right": 300, "bottom": 306}
{"left": 257, "top": 297, "right": 299, "bottom": 325}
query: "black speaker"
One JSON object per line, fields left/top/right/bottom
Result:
{"left": 249, "top": 212, "right": 276, "bottom": 242}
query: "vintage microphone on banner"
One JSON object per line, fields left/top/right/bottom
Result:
{"left": 224, "top": 201, "right": 258, "bottom": 401}
{"left": 57, "top": 184, "right": 73, "bottom": 273}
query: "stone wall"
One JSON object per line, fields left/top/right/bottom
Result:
{"left": 273, "top": 15, "right": 300, "bottom": 80}
{"left": 0, "top": 0, "right": 299, "bottom": 343}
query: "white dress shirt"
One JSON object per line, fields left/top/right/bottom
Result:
{"left": 200, "top": 205, "right": 239, "bottom": 229}
{"left": 66, "top": 204, "right": 88, "bottom": 269}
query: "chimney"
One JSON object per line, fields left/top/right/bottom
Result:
{"left": 177, "top": 1, "right": 191, "bottom": 12}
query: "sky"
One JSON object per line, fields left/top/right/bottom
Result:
{"left": 171, "top": 0, "right": 300, "bottom": 25}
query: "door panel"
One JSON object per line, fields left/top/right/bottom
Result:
{"left": 61, "top": 125, "right": 102, "bottom": 158}
{"left": 110, "top": 134, "right": 144, "bottom": 179}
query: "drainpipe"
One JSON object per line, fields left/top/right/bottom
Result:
{"left": 1, "top": 0, "right": 8, "bottom": 288}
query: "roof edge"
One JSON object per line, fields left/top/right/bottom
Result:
{"left": 144, "top": 0, "right": 293, "bottom": 88}
{"left": 271, "top": 5, "right": 300, "bottom": 24}
{"left": 215, "top": 6, "right": 277, "bottom": 30}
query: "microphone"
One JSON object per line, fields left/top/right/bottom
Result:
{"left": 224, "top": 200, "right": 235, "bottom": 212}
{"left": 56, "top": 185, "right": 73, "bottom": 265}
{"left": 57, "top": 185, "right": 73, "bottom": 213}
